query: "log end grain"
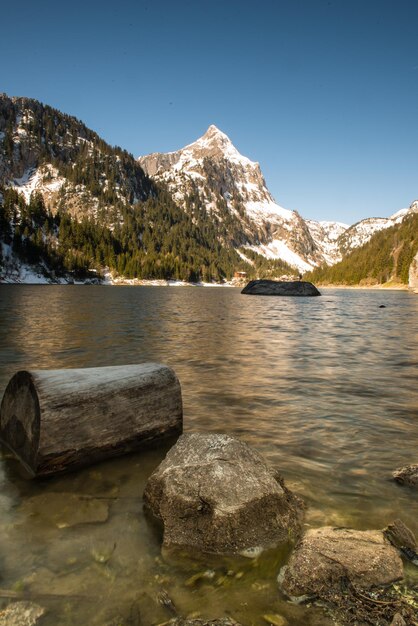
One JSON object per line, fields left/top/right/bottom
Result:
{"left": 0, "top": 363, "right": 183, "bottom": 477}
{"left": 0, "top": 371, "right": 40, "bottom": 475}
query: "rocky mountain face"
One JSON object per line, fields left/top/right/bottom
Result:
{"left": 139, "top": 126, "right": 418, "bottom": 274}
{"left": 0, "top": 93, "right": 154, "bottom": 222}
{"left": 1, "top": 93, "right": 416, "bottom": 284}
{"left": 139, "top": 125, "right": 332, "bottom": 271}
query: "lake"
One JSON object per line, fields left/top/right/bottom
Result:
{"left": 0, "top": 285, "right": 417, "bottom": 625}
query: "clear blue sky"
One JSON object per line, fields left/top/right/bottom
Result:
{"left": 1, "top": 0, "right": 418, "bottom": 224}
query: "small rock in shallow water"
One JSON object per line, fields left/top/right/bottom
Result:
{"left": 263, "top": 614, "right": 287, "bottom": 626}
{"left": 384, "top": 519, "right": 417, "bottom": 551}
{"left": 393, "top": 464, "right": 418, "bottom": 487}
{"left": 0, "top": 602, "right": 45, "bottom": 626}
{"left": 281, "top": 527, "right": 403, "bottom": 599}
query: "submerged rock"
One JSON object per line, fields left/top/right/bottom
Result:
{"left": 0, "top": 602, "right": 45, "bottom": 626}
{"left": 19, "top": 492, "right": 109, "bottom": 528}
{"left": 166, "top": 617, "right": 241, "bottom": 626}
{"left": 241, "top": 280, "right": 321, "bottom": 296}
{"left": 281, "top": 527, "right": 403, "bottom": 599}
{"left": 384, "top": 519, "right": 417, "bottom": 551}
{"left": 393, "top": 464, "right": 418, "bottom": 487}
{"left": 143, "top": 433, "right": 304, "bottom": 554}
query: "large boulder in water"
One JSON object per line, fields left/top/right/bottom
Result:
{"left": 241, "top": 280, "right": 321, "bottom": 296}
{"left": 143, "top": 433, "right": 304, "bottom": 554}
{"left": 281, "top": 527, "right": 403, "bottom": 599}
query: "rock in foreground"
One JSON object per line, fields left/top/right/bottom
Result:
{"left": 281, "top": 527, "right": 403, "bottom": 599}
{"left": 143, "top": 433, "right": 304, "bottom": 554}
{"left": 393, "top": 464, "right": 418, "bottom": 487}
{"left": 241, "top": 280, "right": 321, "bottom": 296}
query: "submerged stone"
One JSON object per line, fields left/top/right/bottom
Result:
{"left": 19, "top": 492, "right": 109, "bottom": 528}
{"left": 281, "top": 527, "right": 403, "bottom": 600}
{"left": 393, "top": 464, "right": 418, "bottom": 487}
{"left": 0, "top": 602, "right": 45, "bottom": 626}
{"left": 384, "top": 519, "right": 417, "bottom": 551}
{"left": 166, "top": 617, "right": 241, "bottom": 626}
{"left": 143, "top": 433, "right": 304, "bottom": 555}
{"left": 241, "top": 280, "right": 321, "bottom": 296}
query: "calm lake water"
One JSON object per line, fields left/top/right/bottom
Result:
{"left": 0, "top": 285, "right": 417, "bottom": 625}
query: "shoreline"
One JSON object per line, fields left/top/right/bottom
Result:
{"left": 318, "top": 283, "right": 411, "bottom": 291}
{"left": 1, "top": 274, "right": 416, "bottom": 292}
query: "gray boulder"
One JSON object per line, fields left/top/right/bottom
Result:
{"left": 143, "top": 433, "right": 304, "bottom": 554}
{"left": 241, "top": 280, "right": 321, "bottom": 296}
{"left": 281, "top": 527, "right": 403, "bottom": 599}
{"left": 393, "top": 464, "right": 418, "bottom": 487}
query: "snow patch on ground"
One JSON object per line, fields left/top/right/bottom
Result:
{"left": 10, "top": 165, "right": 65, "bottom": 202}
{"left": 245, "top": 239, "right": 313, "bottom": 272}
{"left": 244, "top": 199, "right": 295, "bottom": 223}
{"left": 236, "top": 249, "right": 255, "bottom": 265}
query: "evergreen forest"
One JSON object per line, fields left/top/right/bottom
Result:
{"left": 305, "top": 213, "right": 418, "bottom": 285}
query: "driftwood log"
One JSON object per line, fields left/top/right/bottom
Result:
{"left": 0, "top": 363, "right": 182, "bottom": 477}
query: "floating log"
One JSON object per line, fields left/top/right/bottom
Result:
{"left": 0, "top": 363, "right": 182, "bottom": 477}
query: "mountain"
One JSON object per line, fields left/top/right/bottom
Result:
{"left": 1, "top": 95, "right": 416, "bottom": 285}
{"left": 0, "top": 95, "right": 259, "bottom": 283}
{"left": 0, "top": 94, "right": 154, "bottom": 220}
{"left": 139, "top": 125, "right": 341, "bottom": 272}
{"left": 305, "top": 210, "right": 418, "bottom": 286}
{"left": 139, "top": 126, "right": 418, "bottom": 274}
{"left": 338, "top": 201, "right": 418, "bottom": 254}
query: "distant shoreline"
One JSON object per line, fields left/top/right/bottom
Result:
{"left": 318, "top": 283, "right": 411, "bottom": 291}
{"left": 1, "top": 275, "right": 415, "bottom": 292}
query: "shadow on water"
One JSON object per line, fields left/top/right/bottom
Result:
{"left": 0, "top": 285, "right": 417, "bottom": 624}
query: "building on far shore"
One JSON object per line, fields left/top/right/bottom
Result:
{"left": 233, "top": 271, "right": 247, "bottom": 279}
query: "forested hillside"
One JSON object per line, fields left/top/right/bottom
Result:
{"left": 0, "top": 186, "right": 293, "bottom": 282}
{"left": 305, "top": 212, "right": 418, "bottom": 285}
{"left": 0, "top": 95, "right": 295, "bottom": 282}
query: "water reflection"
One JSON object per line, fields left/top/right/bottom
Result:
{"left": 0, "top": 285, "right": 417, "bottom": 624}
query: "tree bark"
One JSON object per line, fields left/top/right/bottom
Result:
{"left": 0, "top": 363, "right": 182, "bottom": 477}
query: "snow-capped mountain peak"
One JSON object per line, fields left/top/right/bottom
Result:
{"left": 186, "top": 124, "right": 255, "bottom": 168}
{"left": 139, "top": 128, "right": 332, "bottom": 272}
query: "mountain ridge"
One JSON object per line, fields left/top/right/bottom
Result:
{"left": 138, "top": 124, "right": 417, "bottom": 272}
{"left": 0, "top": 94, "right": 416, "bottom": 285}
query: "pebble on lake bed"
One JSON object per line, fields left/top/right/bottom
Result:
{"left": 0, "top": 602, "right": 45, "bottom": 626}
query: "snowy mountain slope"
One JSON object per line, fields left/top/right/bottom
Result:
{"left": 339, "top": 201, "right": 418, "bottom": 253}
{"left": 139, "top": 125, "right": 339, "bottom": 271}
{"left": 1, "top": 93, "right": 416, "bottom": 282}
{"left": 139, "top": 126, "right": 418, "bottom": 272}
{"left": 305, "top": 220, "right": 349, "bottom": 265}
